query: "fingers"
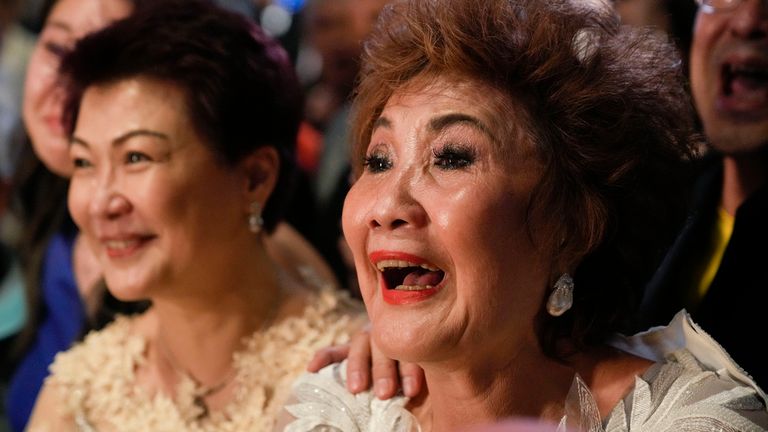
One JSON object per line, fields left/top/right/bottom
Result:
{"left": 307, "top": 344, "right": 350, "bottom": 372}
{"left": 371, "top": 341, "right": 399, "bottom": 399}
{"left": 309, "top": 325, "right": 425, "bottom": 400}
{"left": 398, "top": 361, "right": 425, "bottom": 398}
{"left": 345, "top": 327, "right": 373, "bottom": 394}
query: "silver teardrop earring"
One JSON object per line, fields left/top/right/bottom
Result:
{"left": 547, "top": 273, "right": 574, "bottom": 317}
{"left": 248, "top": 201, "right": 263, "bottom": 234}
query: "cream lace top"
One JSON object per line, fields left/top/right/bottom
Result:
{"left": 35, "top": 286, "right": 364, "bottom": 431}
{"left": 285, "top": 311, "right": 768, "bottom": 431}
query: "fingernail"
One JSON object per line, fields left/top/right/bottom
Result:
{"left": 349, "top": 371, "right": 364, "bottom": 393}
{"left": 402, "top": 376, "right": 415, "bottom": 397}
{"left": 375, "top": 378, "right": 393, "bottom": 399}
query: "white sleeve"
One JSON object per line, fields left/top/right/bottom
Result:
{"left": 283, "top": 361, "right": 417, "bottom": 432}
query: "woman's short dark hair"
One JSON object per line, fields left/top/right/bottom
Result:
{"left": 60, "top": 0, "right": 302, "bottom": 231}
{"left": 351, "top": 0, "right": 698, "bottom": 357}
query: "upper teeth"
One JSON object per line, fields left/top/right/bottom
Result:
{"left": 375, "top": 259, "right": 439, "bottom": 272}
{"left": 105, "top": 240, "right": 139, "bottom": 249}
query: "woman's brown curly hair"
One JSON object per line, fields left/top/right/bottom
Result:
{"left": 350, "top": 0, "right": 699, "bottom": 358}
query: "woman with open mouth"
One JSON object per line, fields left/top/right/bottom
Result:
{"left": 285, "top": 0, "right": 768, "bottom": 430}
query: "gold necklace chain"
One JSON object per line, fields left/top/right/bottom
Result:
{"left": 156, "top": 338, "right": 239, "bottom": 420}
{"left": 154, "top": 273, "right": 286, "bottom": 420}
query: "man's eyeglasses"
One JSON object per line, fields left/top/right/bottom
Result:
{"left": 695, "top": 0, "right": 745, "bottom": 13}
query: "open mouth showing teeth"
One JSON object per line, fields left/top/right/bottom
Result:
{"left": 376, "top": 260, "right": 445, "bottom": 291}
{"left": 105, "top": 239, "right": 141, "bottom": 250}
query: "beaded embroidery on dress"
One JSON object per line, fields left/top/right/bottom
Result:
{"left": 285, "top": 361, "right": 417, "bottom": 432}
{"left": 35, "top": 284, "right": 363, "bottom": 432}
{"left": 558, "top": 351, "right": 768, "bottom": 431}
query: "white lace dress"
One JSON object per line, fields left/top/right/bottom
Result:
{"left": 284, "top": 311, "right": 768, "bottom": 431}
{"left": 31, "top": 285, "right": 364, "bottom": 432}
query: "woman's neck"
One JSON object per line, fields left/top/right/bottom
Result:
{"left": 416, "top": 349, "right": 575, "bottom": 430}
{"left": 148, "top": 240, "right": 285, "bottom": 390}
{"left": 415, "top": 346, "right": 654, "bottom": 431}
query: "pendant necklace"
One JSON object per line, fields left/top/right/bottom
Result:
{"left": 157, "top": 339, "right": 239, "bottom": 420}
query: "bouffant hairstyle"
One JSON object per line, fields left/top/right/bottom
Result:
{"left": 351, "top": 0, "right": 698, "bottom": 357}
{"left": 59, "top": 0, "right": 302, "bottom": 231}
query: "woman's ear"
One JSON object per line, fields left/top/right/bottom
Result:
{"left": 241, "top": 146, "right": 280, "bottom": 208}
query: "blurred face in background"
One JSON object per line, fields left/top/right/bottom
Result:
{"left": 23, "top": 0, "right": 132, "bottom": 176}
{"left": 690, "top": 1, "right": 768, "bottom": 155}
{"left": 306, "top": 0, "right": 389, "bottom": 99}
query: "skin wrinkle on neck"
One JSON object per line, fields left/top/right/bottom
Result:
{"left": 412, "top": 343, "right": 653, "bottom": 430}
{"left": 416, "top": 346, "right": 575, "bottom": 429}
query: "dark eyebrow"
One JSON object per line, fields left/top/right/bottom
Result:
{"left": 70, "top": 129, "right": 170, "bottom": 148}
{"left": 113, "top": 130, "right": 169, "bottom": 146}
{"left": 372, "top": 116, "right": 392, "bottom": 132}
{"left": 45, "top": 20, "right": 73, "bottom": 34}
{"left": 70, "top": 136, "right": 88, "bottom": 147}
{"left": 428, "top": 113, "right": 495, "bottom": 140}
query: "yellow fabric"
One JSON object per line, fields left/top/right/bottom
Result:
{"left": 692, "top": 207, "right": 734, "bottom": 303}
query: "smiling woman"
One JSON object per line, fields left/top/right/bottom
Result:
{"left": 5, "top": 0, "right": 338, "bottom": 429}
{"left": 24, "top": 1, "right": 364, "bottom": 430}
{"left": 284, "top": 0, "right": 768, "bottom": 430}
{"left": 66, "top": 78, "right": 245, "bottom": 301}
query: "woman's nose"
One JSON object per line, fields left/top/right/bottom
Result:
{"left": 367, "top": 173, "right": 428, "bottom": 232}
{"left": 89, "top": 178, "right": 132, "bottom": 220}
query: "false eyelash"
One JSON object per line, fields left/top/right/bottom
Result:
{"left": 363, "top": 153, "right": 392, "bottom": 172}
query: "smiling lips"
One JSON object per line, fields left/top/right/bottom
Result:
{"left": 370, "top": 251, "right": 446, "bottom": 305}
{"left": 102, "top": 236, "right": 153, "bottom": 258}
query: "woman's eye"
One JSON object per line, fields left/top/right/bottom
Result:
{"left": 44, "top": 41, "right": 70, "bottom": 58}
{"left": 126, "top": 152, "right": 150, "bottom": 164}
{"left": 434, "top": 146, "right": 475, "bottom": 170}
{"left": 72, "top": 158, "right": 91, "bottom": 169}
{"left": 363, "top": 153, "right": 392, "bottom": 173}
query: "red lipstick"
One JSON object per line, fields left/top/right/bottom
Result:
{"left": 369, "top": 250, "right": 445, "bottom": 305}
{"left": 381, "top": 286, "right": 441, "bottom": 305}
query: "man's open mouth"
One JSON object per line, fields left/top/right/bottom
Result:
{"left": 720, "top": 59, "right": 768, "bottom": 111}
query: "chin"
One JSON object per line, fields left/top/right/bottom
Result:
{"left": 103, "top": 275, "right": 151, "bottom": 302}
{"left": 106, "top": 287, "right": 150, "bottom": 302}
{"left": 706, "top": 121, "right": 768, "bottom": 155}
{"left": 371, "top": 313, "right": 450, "bottom": 364}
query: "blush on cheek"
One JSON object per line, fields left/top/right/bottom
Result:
{"left": 67, "top": 183, "right": 92, "bottom": 233}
